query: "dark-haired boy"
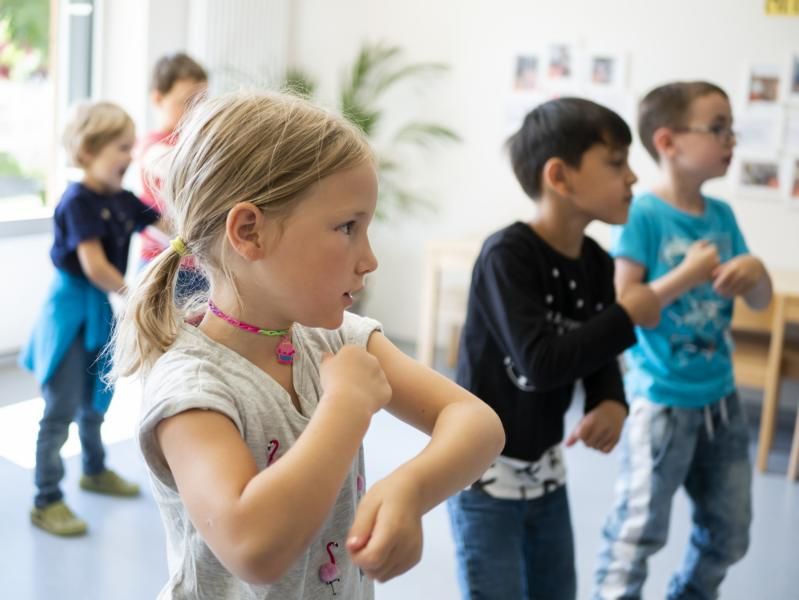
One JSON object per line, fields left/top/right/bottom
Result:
{"left": 447, "top": 97, "right": 669, "bottom": 600}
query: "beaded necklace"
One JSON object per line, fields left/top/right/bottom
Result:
{"left": 207, "top": 299, "right": 296, "bottom": 365}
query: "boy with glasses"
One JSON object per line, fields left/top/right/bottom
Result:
{"left": 593, "top": 81, "right": 772, "bottom": 599}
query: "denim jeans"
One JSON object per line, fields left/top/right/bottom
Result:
{"left": 447, "top": 484, "right": 576, "bottom": 600}
{"left": 34, "top": 333, "right": 106, "bottom": 508}
{"left": 593, "top": 392, "right": 751, "bottom": 600}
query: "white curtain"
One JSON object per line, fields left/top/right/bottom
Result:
{"left": 187, "top": 0, "right": 290, "bottom": 94}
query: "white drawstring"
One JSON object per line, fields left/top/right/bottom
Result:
{"left": 704, "top": 397, "right": 730, "bottom": 441}
{"left": 719, "top": 396, "right": 729, "bottom": 427}
{"left": 704, "top": 404, "right": 715, "bottom": 441}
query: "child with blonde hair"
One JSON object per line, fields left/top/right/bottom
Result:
{"left": 111, "top": 90, "right": 505, "bottom": 599}
{"left": 22, "top": 101, "right": 159, "bottom": 536}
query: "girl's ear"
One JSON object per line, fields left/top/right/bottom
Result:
{"left": 225, "top": 202, "right": 266, "bottom": 261}
{"left": 541, "top": 157, "right": 572, "bottom": 197}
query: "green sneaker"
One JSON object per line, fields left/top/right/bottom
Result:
{"left": 80, "top": 469, "right": 140, "bottom": 497}
{"left": 30, "top": 501, "right": 88, "bottom": 536}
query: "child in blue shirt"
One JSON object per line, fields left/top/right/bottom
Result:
{"left": 593, "top": 82, "right": 772, "bottom": 600}
{"left": 21, "top": 101, "right": 161, "bottom": 536}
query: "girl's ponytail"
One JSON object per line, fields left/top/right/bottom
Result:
{"left": 108, "top": 241, "right": 184, "bottom": 380}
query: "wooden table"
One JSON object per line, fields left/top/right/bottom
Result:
{"left": 738, "top": 270, "right": 799, "bottom": 478}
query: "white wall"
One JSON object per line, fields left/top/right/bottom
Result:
{"left": 289, "top": 0, "right": 799, "bottom": 344}
{"left": 97, "top": 0, "right": 194, "bottom": 132}
{"left": 186, "top": 0, "right": 290, "bottom": 94}
{"left": 3, "top": 1, "right": 798, "bottom": 354}
{"left": 0, "top": 235, "right": 54, "bottom": 356}
{"left": 95, "top": 0, "right": 149, "bottom": 130}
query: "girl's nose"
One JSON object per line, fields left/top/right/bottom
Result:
{"left": 359, "top": 240, "right": 378, "bottom": 275}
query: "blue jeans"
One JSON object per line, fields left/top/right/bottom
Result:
{"left": 34, "top": 333, "right": 106, "bottom": 508}
{"left": 447, "top": 485, "right": 576, "bottom": 600}
{"left": 593, "top": 393, "right": 751, "bottom": 600}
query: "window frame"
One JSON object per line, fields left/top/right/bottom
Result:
{"left": 0, "top": 0, "right": 97, "bottom": 238}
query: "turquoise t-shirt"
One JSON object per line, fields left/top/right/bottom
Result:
{"left": 611, "top": 193, "right": 749, "bottom": 408}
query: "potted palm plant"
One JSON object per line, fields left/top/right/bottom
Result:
{"left": 286, "top": 41, "right": 460, "bottom": 220}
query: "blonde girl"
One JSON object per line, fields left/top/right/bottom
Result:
{"left": 112, "top": 90, "right": 504, "bottom": 599}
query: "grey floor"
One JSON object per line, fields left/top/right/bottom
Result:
{"left": 1, "top": 350, "right": 798, "bottom": 600}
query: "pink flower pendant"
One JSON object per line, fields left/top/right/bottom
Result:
{"left": 275, "top": 336, "right": 296, "bottom": 365}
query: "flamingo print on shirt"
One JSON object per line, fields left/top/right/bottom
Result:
{"left": 266, "top": 439, "right": 280, "bottom": 466}
{"left": 319, "top": 541, "right": 341, "bottom": 595}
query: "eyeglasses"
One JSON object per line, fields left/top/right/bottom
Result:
{"left": 674, "top": 124, "right": 737, "bottom": 144}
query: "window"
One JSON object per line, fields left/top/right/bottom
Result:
{"left": 0, "top": 0, "right": 94, "bottom": 223}
{"left": 0, "top": 0, "right": 51, "bottom": 219}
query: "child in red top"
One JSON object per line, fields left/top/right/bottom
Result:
{"left": 138, "top": 52, "right": 207, "bottom": 266}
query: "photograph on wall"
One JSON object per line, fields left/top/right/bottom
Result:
{"left": 789, "top": 158, "right": 799, "bottom": 204}
{"left": 546, "top": 43, "right": 576, "bottom": 86}
{"left": 736, "top": 156, "right": 783, "bottom": 197}
{"left": 746, "top": 64, "right": 782, "bottom": 106}
{"left": 584, "top": 49, "right": 627, "bottom": 90}
{"left": 788, "top": 53, "right": 799, "bottom": 103}
{"left": 513, "top": 54, "right": 541, "bottom": 92}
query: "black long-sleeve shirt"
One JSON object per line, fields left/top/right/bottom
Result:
{"left": 456, "top": 222, "right": 638, "bottom": 462}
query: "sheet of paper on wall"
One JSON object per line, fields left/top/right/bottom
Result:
{"left": 765, "top": 0, "right": 799, "bottom": 15}
{"left": 787, "top": 158, "right": 799, "bottom": 204}
{"left": 788, "top": 54, "right": 799, "bottom": 105}
{"left": 735, "top": 111, "right": 784, "bottom": 152}
{"left": 785, "top": 110, "right": 799, "bottom": 153}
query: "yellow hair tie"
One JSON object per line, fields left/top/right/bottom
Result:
{"left": 170, "top": 237, "right": 189, "bottom": 257}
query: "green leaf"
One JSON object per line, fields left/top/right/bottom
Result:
{"left": 341, "top": 95, "right": 380, "bottom": 135}
{"left": 373, "top": 63, "right": 448, "bottom": 97}
{"left": 393, "top": 122, "right": 461, "bottom": 147}
{"left": 378, "top": 174, "right": 436, "bottom": 218}
{"left": 0, "top": 0, "right": 50, "bottom": 56}
{"left": 283, "top": 68, "right": 316, "bottom": 98}
{"left": 377, "top": 157, "right": 400, "bottom": 172}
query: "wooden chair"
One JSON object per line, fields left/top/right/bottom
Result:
{"left": 733, "top": 295, "right": 799, "bottom": 480}
{"left": 731, "top": 299, "right": 776, "bottom": 389}
{"left": 416, "top": 239, "right": 480, "bottom": 368}
{"left": 789, "top": 397, "right": 799, "bottom": 481}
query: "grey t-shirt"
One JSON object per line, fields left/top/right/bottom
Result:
{"left": 138, "top": 312, "right": 381, "bottom": 599}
